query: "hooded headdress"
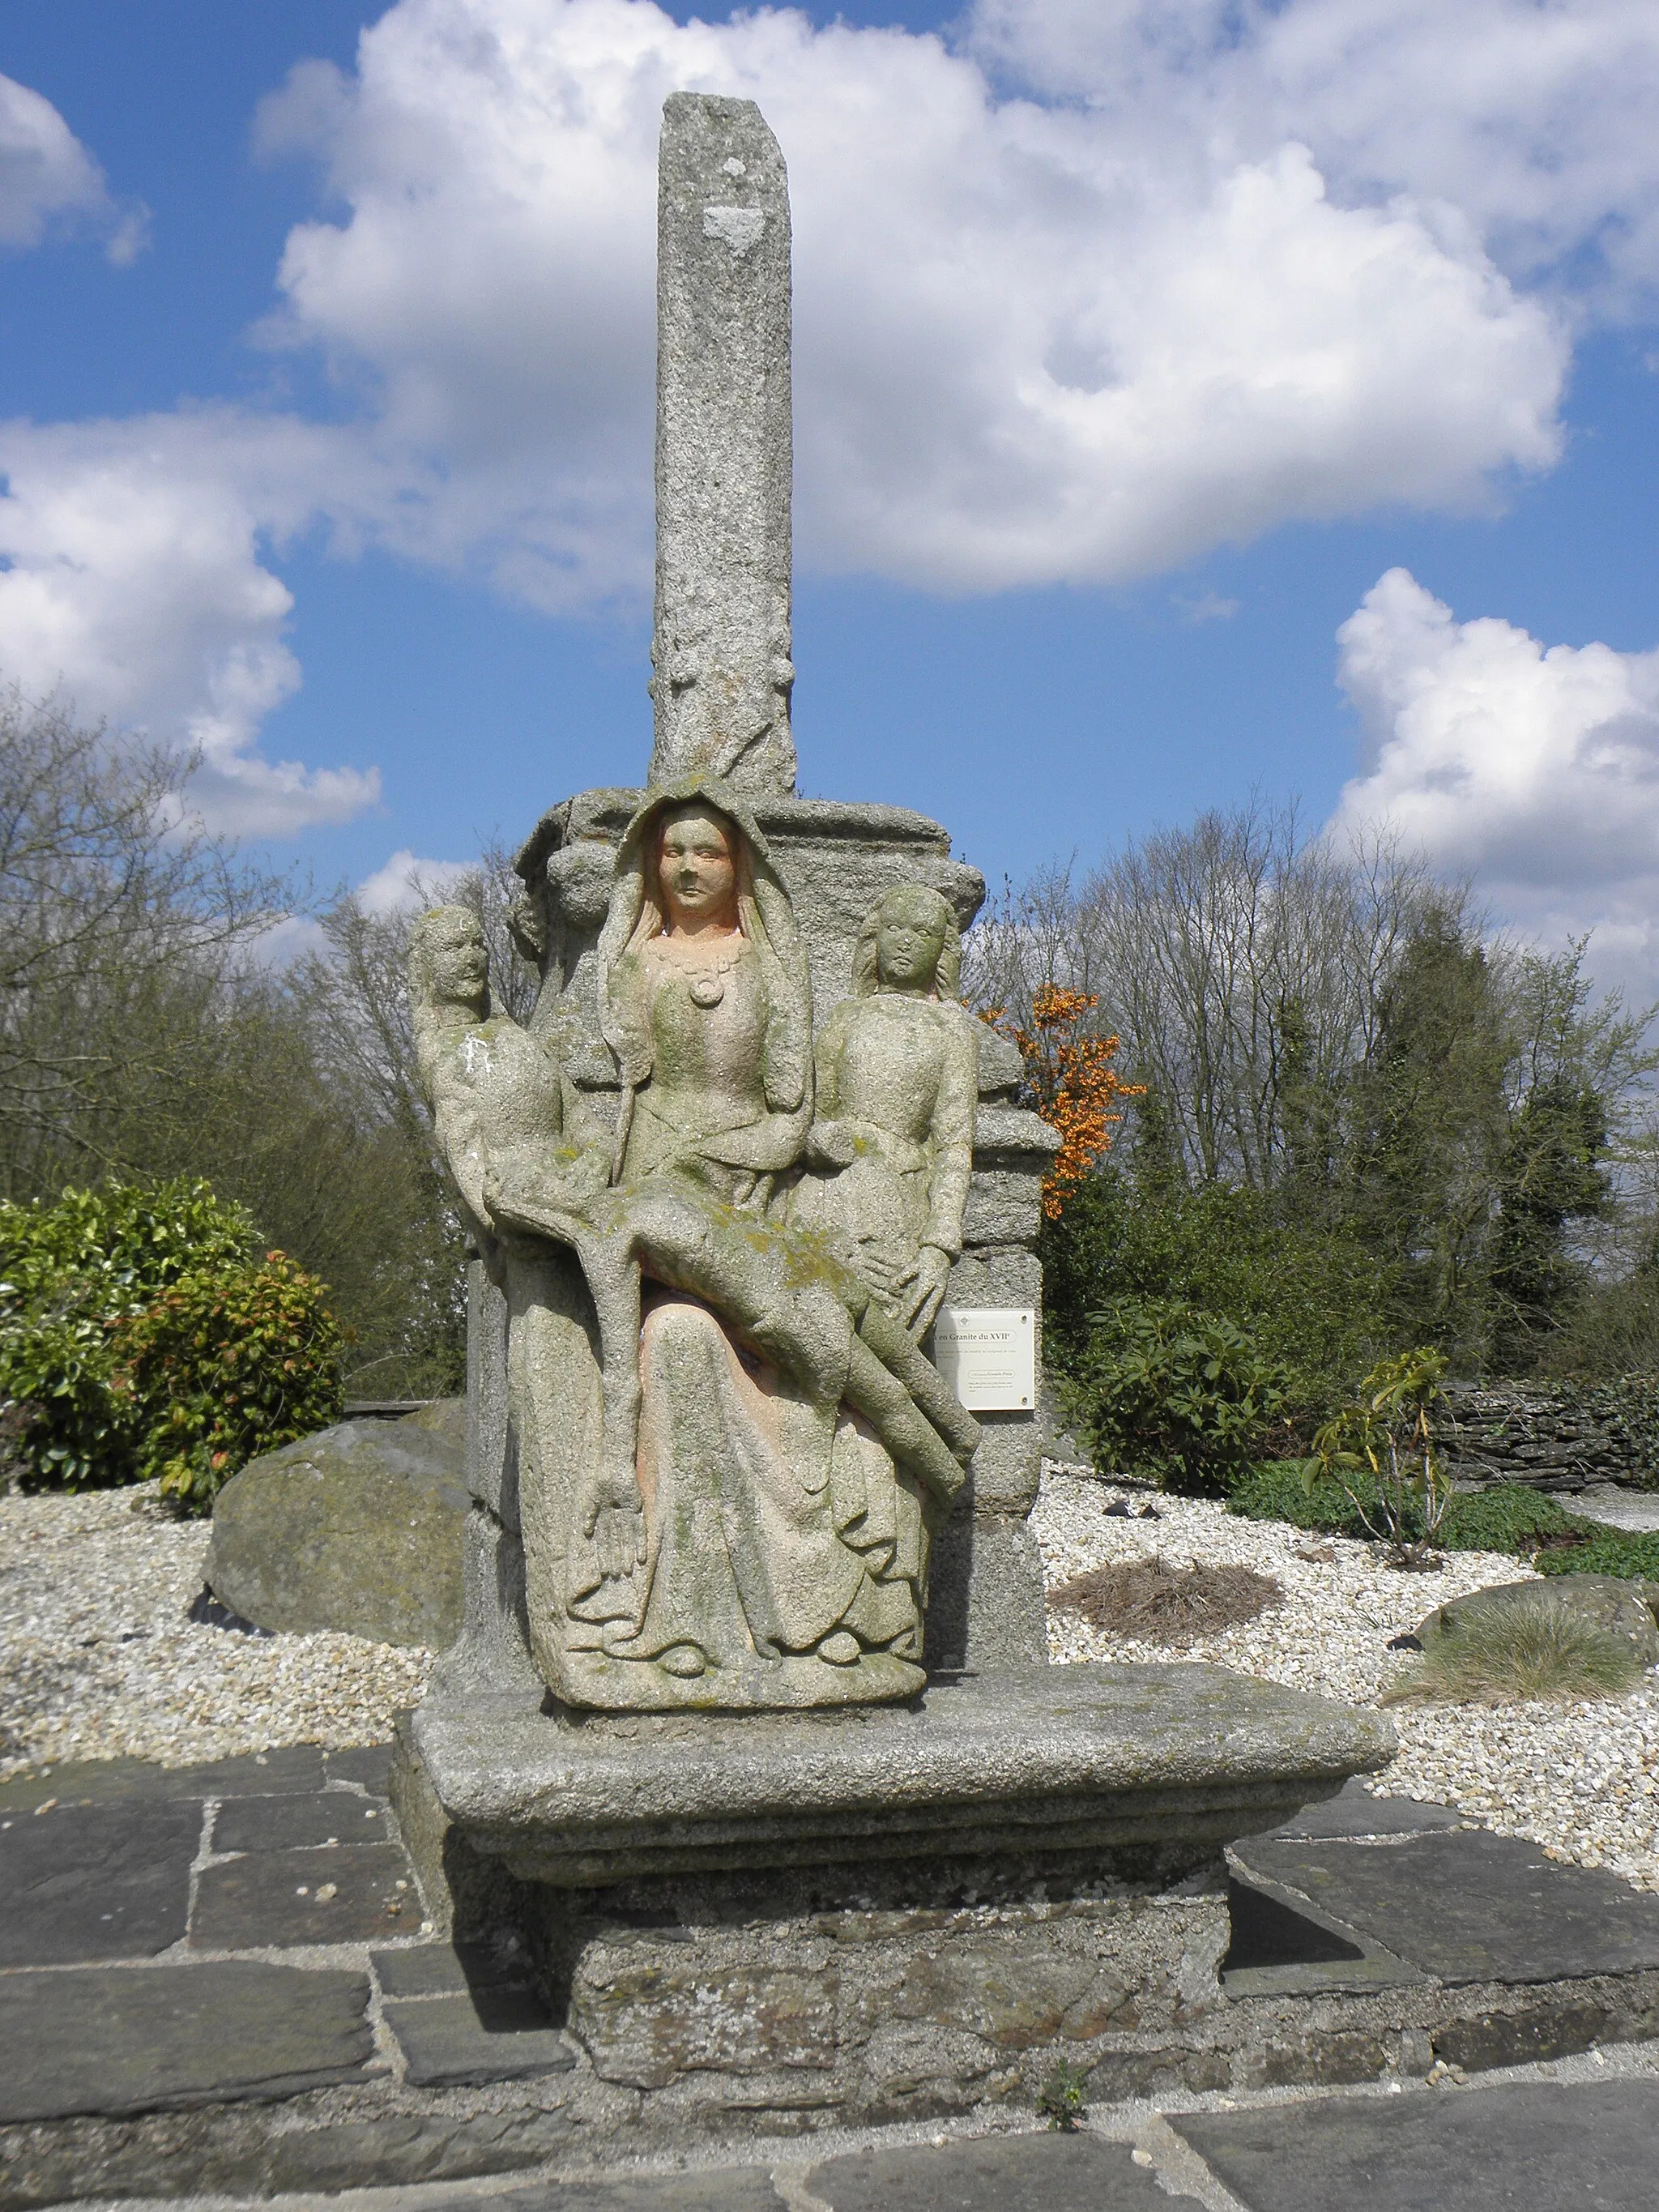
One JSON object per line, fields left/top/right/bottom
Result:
{"left": 598, "top": 776, "right": 812, "bottom": 1129}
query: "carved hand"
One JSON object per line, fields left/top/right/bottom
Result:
{"left": 902, "top": 1243, "right": 953, "bottom": 1339}
{"left": 583, "top": 1475, "right": 646, "bottom": 1583}
{"left": 855, "top": 1238, "right": 911, "bottom": 1298}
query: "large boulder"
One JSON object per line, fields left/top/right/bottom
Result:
{"left": 206, "top": 1400, "right": 467, "bottom": 1649}
{"left": 1415, "top": 1574, "right": 1659, "bottom": 1665}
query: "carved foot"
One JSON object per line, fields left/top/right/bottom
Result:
{"left": 817, "top": 1630, "right": 861, "bottom": 1666}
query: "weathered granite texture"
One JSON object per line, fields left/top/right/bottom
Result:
{"left": 651, "top": 94, "right": 795, "bottom": 792}
{"left": 507, "top": 790, "right": 1057, "bottom": 1679}
{"left": 789, "top": 883, "right": 979, "bottom": 1341}
{"left": 419, "top": 813, "right": 984, "bottom": 1713}
{"left": 206, "top": 1402, "right": 467, "bottom": 1648}
{"left": 550, "top": 1876, "right": 1229, "bottom": 2114}
{"left": 390, "top": 1664, "right": 1391, "bottom": 2129}
{"left": 398, "top": 1664, "right": 1392, "bottom": 1890}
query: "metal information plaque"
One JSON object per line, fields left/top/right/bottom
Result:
{"left": 932, "top": 1307, "right": 1035, "bottom": 1412}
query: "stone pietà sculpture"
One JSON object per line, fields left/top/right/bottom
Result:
{"left": 411, "top": 789, "right": 981, "bottom": 1712}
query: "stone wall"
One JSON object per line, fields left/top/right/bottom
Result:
{"left": 1435, "top": 1379, "right": 1659, "bottom": 1492}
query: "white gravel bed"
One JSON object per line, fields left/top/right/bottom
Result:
{"left": 0, "top": 1483, "right": 430, "bottom": 1779}
{"left": 1037, "top": 1468, "right": 1659, "bottom": 1893}
{"left": 9, "top": 1469, "right": 1657, "bottom": 1893}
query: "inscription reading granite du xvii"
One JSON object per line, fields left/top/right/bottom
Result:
{"left": 932, "top": 1309, "right": 1035, "bottom": 1412}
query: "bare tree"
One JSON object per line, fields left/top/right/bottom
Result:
{"left": 966, "top": 801, "right": 1448, "bottom": 1189}
{"left": 0, "top": 688, "right": 293, "bottom": 1196}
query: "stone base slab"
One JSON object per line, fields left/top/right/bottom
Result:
{"left": 7, "top": 1966, "right": 1658, "bottom": 2205}
{"left": 397, "top": 1663, "right": 1394, "bottom": 1890}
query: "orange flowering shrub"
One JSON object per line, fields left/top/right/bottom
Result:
{"left": 987, "top": 988, "right": 1143, "bottom": 1218}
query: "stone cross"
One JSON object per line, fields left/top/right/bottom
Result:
{"left": 648, "top": 92, "right": 797, "bottom": 794}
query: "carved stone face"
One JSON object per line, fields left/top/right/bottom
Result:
{"left": 423, "top": 914, "right": 488, "bottom": 1009}
{"left": 874, "top": 893, "right": 947, "bottom": 996}
{"left": 658, "top": 807, "right": 738, "bottom": 934}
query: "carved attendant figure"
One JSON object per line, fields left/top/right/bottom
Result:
{"left": 794, "top": 885, "right": 978, "bottom": 1339}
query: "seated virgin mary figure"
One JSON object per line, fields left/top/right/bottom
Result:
{"left": 582, "top": 784, "right": 948, "bottom": 1697}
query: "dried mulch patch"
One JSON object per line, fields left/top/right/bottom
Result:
{"left": 1049, "top": 1555, "right": 1283, "bottom": 1648}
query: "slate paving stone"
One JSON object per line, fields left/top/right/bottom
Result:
{"left": 0, "top": 1961, "right": 373, "bottom": 2124}
{"left": 192, "top": 1841, "right": 416, "bottom": 1949}
{"left": 371, "top": 1941, "right": 534, "bottom": 1998}
{"left": 410, "top": 2177, "right": 784, "bottom": 2211}
{"left": 802, "top": 2133, "right": 1203, "bottom": 2209}
{"left": 325, "top": 1741, "right": 397, "bottom": 1794}
{"left": 0, "top": 1744, "right": 326, "bottom": 1813}
{"left": 1174, "top": 2076, "right": 1659, "bottom": 2212}
{"left": 0, "top": 1797, "right": 198, "bottom": 1966}
{"left": 1259, "top": 1778, "right": 1465, "bottom": 1841}
{"left": 1230, "top": 1829, "right": 1659, "bottom": 1983}
{"left": 384, "top": 1989, "right": 577, "bottom": 2088}
{"left": 213, "top": 1790, "right": 391, "bottom": 1854}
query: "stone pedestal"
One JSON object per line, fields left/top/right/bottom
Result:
{"left": 392, "top": 1664, "right": 1392, "bottom": 2129}
{"left": 402, "top": 788, "right": 1397, "bottom": 2130}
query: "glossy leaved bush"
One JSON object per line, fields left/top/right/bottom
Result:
{"left": 1068, "top": 1297, "right": 1299, "bottom": 1491}
{"left": 0, "top": 1179, "right": 343, "bottom": 1507}
{"left": 115, "top": 1251, "right": 344, "bottom": 1510}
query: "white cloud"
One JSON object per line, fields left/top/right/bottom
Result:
{"left": 19, "top": 0, "right": 1659, "bottom": 822}
{"left": 0, "top": 72, "right": 147, "bottom": 262}
{"left": 1332, "top": 567, "right": 1659, "bottom": 989}
{"left": 245, "top": 0, "right": 1566, "bottom": 600}
{"left": 1175, "top": 592, "right": 1239, "bottom": 625}
{"left": 969, "top": 0, "right": 1659, "bottom": 310}
{"left": 355, "top": 848, "right": 472, "bottom": 916}
{"left": 0, "top": 411, "right": 383, "bottom": 835}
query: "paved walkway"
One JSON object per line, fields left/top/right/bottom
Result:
{"left": 6, "top": 1750, "right": 1659, "bottom": 2206}
{"left": 47, "top": 2060, "right": 1659, "bottom": 2211}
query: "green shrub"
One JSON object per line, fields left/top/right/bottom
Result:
{"left": 1535, "top": 1528, "right": 1659, "bottom": 1582}
{"left": 1438, "top": 1488, "right": 1586, "bottom": 1554}
{"left": 1226, "top": 1464, "right": 1659, "bottom": 1579}
{"left": 1228, "top": 1458, "right": 1373, "bottom": 1536}
{"left": 0, "top": 1180, "right": 258, "bottom": 1489}
{"left": 1068, "top": 1300, "right": 1297, "bottom": 1490}
{"left": 1040, "top": 1169, "right": 1393, "bottom": 1404}
{"left": 115, "top": 1250, "right": 344, "bottom": 1512}
{"left": 0, "top": 1179, "right": 343, "bottom": 1505}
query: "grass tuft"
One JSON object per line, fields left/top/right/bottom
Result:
{"left": 1382, "top": 1597, "right": 1648, "bottom": 1707}
{"left": 1051, "top": 1555, "right": 1282, "bottom": 1646}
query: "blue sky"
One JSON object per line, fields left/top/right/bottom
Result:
{"left": 4, "top": 0, "right": 1659, "bottom": 980}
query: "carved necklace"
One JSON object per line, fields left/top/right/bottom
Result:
{"left": 655, "top": 936, "right": 746, "bottom": 1010}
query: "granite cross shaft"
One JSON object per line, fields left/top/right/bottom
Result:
{"left": 648, "top": 92, "right": 796, "bottom": 795}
